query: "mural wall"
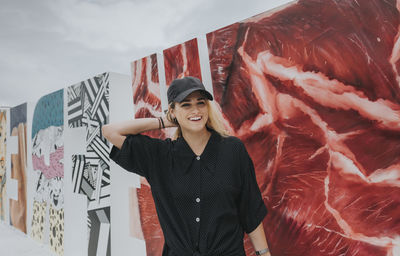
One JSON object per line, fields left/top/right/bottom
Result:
{"left": 205, "top": 0, "right": 400, "bottom": 255}
{"left": 67, "top": 72, "right": 111, "bottom": 256}
{"left": 163, "top": 38, "right": 202, "bottom": 86}
{"left": 9, "top": 103, "right": 27, "bottom": 234}
{"left": 125, "top": 0, "right": 400, "bottom": 255}
{"left": 31, "top": 90, "right": 64, "bottom": 255}
{"left": 1, "top": 1, "right": 399, "bottom": 256}
{"left": 0, "top": 110, "right": 6, "bottom": 221}
{"left": 131, "top": 54, "right": 165, "bottom": 256}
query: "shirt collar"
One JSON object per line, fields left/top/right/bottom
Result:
{"left": 173, "top": 129, "right": 221, "bottom": 175}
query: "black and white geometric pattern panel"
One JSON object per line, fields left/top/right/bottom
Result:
{"left": 88, "top": 207, "right": 111, "bottom": 256}
{"left": 67, "top": 72, "right": 110, "bottom": 128}
{"left": 67, "top": 73, "right": 111, "bottom": 202}
{"left": 68, "top": 73, "right": 111, "bottom": 256}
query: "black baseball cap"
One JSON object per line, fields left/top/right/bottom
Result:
{"left": 167, "top": 76, "right": 213, "bottom": 104}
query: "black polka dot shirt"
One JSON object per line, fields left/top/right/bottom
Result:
{"left": 110, "top": 129, "right": 267, "bottom": 256}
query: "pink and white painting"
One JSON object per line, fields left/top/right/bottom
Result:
{"left": 31, "top": 89, "right": 64, "bottom": 255}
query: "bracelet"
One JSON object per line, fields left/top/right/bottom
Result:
{"left": 255, "top": 248, "right": 269, "bottom": 255}
{"left": 159, "top": 117, "right": 165, "bottom": 129}
{"left": 157, "top": 117, "right": 161, "bottom": 129}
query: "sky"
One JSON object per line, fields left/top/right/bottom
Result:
{"left": 0, "top": 0, "right": 293, "bottom": 107}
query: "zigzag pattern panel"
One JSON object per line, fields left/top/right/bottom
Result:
{"left": 68, "top": 73, "right": 110, "bottom": 199}
{"left": 67, "top": 72, "right": 111, "bottom": 256}
{"left": 72, "top": 155, "right": 85, "bottom": 194}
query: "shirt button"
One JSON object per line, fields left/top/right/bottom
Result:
{"left": 196, "top": 156, "right": 200, "bottom": 160}
{"left": 196, "top": 197, "right": 200, "bottom": 203}
{"left": 196, "top": 217, "right": 200, "bottom": 223}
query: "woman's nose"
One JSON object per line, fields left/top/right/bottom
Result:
{"left": 192, "top": 105, "right": 201, "bottom": 113}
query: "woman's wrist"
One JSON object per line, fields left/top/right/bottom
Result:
{"left": 159, "top": 116, "right": 177, "bottom": 129}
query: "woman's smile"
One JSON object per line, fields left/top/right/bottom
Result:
{"left": 188, "top": 116, "right": 202, "bottom": 121}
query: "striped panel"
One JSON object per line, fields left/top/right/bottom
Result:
{"left": 84, "top": 150, "right": 100, "bottom": 165}
{"left": 87, "top": 184, "right": 111, "bottom": 203}
{"left": 86, "top": 125, "right": 100, "bottom": 147}
{"left": 100, "top": 159, "right": 110, "bottom": 186}
{"left": 94, "top": 160, "right": 103, "bottom": 204}
{"left": 85, "top": 78, "right": 99, "bottom": 106}
{"left": 72, "top": 155, "right": 86, "bottom": 194}
{"left": 68, "top": 85, "right": 84, "bottom": 127}
{"left": 87, "top": 215, "right": 92, "bottom": 229}
{"left": 96, "top": 73, "right": 109, "bottom": 124}
{"left": 90, "top": 84, "right": 105, "bottom": 120}
{"left": 81, "top": 169, "right": 95, "bottom": 196}
{"left": 90, "top": 136, "right": 110, "bottom": 164}
{"left": 68, "top": 97, "right": 83, "bottom": 127}
{"left": 68, "top": 73, "right": 111, "bottom": 256}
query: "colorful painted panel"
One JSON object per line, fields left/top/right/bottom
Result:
{"left": 131, "top": 54, "right": 165, "bottom": 256}
{"left": 67, "top": 72, "right": 111, "bottom": 256}
{"left": 207, "top": 0, "right": 400, "bottom": 255}
{"left": 131, "top": 54, "right": 165, "bottom": 138}
{"left": 0, "top": 110, "right": 6, "bottom": 221}
{"left": 9, "top": 103, "right": 27, "bottom": 234}
{"left": 31, "top": 90, "right": 64, "bottom": 255}
{"left": 163, "top": 38, "right": 202, "bottom": 86}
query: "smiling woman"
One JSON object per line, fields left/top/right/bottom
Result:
{"left": 102, "top": 76, "right": 270, "bottom": 256}
{"left": 165, "top": 77, "right": 229, "bottom": 140}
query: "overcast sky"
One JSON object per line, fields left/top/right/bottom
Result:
{"left": 0, "top": 0, "right": 293, "bottom": 107}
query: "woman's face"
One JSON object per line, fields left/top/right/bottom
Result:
{"left": 171, "top": 91, "right": 209, "bottom": 134}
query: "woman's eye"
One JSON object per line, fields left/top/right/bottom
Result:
{"left": 198, "top": 101, "right": 205, "bottom": 105}
{"left": 182, "top": 104, "right": 190, "bottom": 107}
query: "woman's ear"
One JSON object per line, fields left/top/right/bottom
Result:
{"left": 169, "top": 108, "right": 175, "bottom": 119}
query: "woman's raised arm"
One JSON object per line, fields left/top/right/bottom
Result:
{"left": 102, "top": 117, "right": 174, "bottom": 149}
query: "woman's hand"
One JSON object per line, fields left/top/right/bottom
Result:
{"left": 161, "top": 116, "right": 178, "bottom": 128}
{"left": 248, "top": 223, "right": 270, "bottom": 256}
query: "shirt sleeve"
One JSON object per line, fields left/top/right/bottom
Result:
{"left": 109, "top": 134, "right": 167, "bottom": 180}
{"left": 238, "top": 142, "right": 268, "bottom": 234}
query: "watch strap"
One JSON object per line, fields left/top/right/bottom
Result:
{"left": 255, "top": 248, "right": 269, "bottom": 255}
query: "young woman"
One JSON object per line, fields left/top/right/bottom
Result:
{"left": 102, "top": 76, "right": 270, "bottom": 256}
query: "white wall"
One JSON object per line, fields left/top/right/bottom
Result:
{"left": 63, "top": 122, "right": 88, "bottom": 256}
{"left": 109, "top": 72, "right": 148, "bottom": 256}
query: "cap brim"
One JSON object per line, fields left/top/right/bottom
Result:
{"left": 174, "top": 88, "right": 213, "bottom": 103}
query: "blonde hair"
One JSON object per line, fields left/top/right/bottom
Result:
{"left": 166, "top": 100, "right": 230, "bottom": 140}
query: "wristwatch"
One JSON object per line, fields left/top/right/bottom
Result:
{"left": 255, "top": 248, "right": 269, "bottom": 255}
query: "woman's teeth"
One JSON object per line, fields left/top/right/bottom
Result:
{"left": 189, "top": 117, "right": 201, "bottom": 121}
